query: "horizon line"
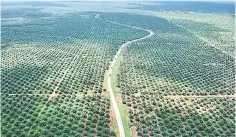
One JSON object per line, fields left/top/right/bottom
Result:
{"left": 2, "top": 0, "right": 235, "bottom": 2}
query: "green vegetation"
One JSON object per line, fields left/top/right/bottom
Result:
{"left": 1, "top": 94, "right": 47, "bottom": 136}
{"left": 2, "top": 94, "right": 114, "bottom": 137}
{"left": 156, "top": 11, "right": 235, "bottom": 56}
{"left": 111, "top": 55, "right": 123, "bottom": 94}
{"left": 111, "top": 54, "right": 133, "bottom": 136}
{"left": 1, "top": 7, "right": 148, "bottom": 137}
{"left": 1, "top": 2, "right": 235, "bottom": 137}
{"left": 109, "top": 13, "right": 235, "bottom": 136}
{"left": 118, "top": 103, "right": 133, "bottom": 137}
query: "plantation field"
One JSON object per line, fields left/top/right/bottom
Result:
{"left": 156, "top": 11, "right": 235, "bottom": 57}
{"left": 2, "top": 10, "right": 148, "bottom": 95}
{"left": 2, "top": 94, "right": 113, "bottom": 137}
{"left": 107, "top": 13, "right": 235, "bottom": 136}
{"left": 1, "top": 5, "right": 148, "bottom": 137}
{"left": 131, "top": 96, "right": 235, "bottom": 137}
{"left": 1, "top": 1, "right": 235, "bottom": 137}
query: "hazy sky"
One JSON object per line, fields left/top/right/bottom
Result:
{"left": 2, "top": 0, "right": 235, "bottom": 2}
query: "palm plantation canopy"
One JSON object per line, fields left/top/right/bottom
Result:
{"left": 1, "top": 1, "right": 235, "bottom": 137}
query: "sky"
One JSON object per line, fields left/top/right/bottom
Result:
{"left": 2, "top": 0, "right": 235, "bottom": 2}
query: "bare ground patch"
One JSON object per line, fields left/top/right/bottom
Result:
{"left": 102, "top": 70, "right": 110, "bottom": 99}
{"left": 110, "top": 104, "right": 119, "bottom": 137}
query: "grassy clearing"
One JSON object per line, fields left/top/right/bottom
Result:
{"left": 87, "top": 89, "right": 93, "bottom": 96}
{"left": 102, "top": 70, "right": 110, "bottom": 99}
{"left": 76, "top": 92, "right": 84, "bottom": 98}
{"left": 118, "top": 103, "right": 132, "bottom": 137}
{"left": 111, "top": 53, "right": 133, "bottom": 137}
{"left": 111, "top": 55, "right": 123, "bottom": 94}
